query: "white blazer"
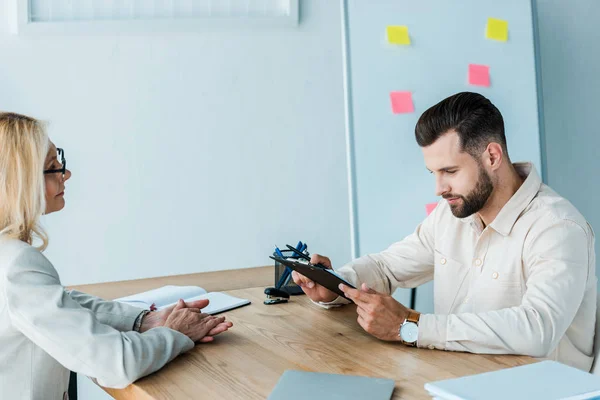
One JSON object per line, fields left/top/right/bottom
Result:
{"left": 0, "top": 238, "right": 195, "bottom": 400}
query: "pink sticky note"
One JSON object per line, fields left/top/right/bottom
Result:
{"left": 425, "top": 202, "right": 438, "bottom": 216}
{"left": 389, "top": 91, "right": 414, "bottom": 114}
{"left": 468, "top": 64, "right": 490, "bottom": 87}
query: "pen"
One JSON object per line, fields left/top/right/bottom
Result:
{"left": 285, "top": 244, "right": 311, "bottom": 261}
{"left": 275, "top": 266, "right": 291, "bottom": 289}
{"left": 274, "top": 246, "right": 285, "bottom": 258}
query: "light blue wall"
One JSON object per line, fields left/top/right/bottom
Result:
{"left": 534, "top": 0, "right": 600, "bottom": 281}
{"left": 0, "top": 2, "right": 350, "bottom": 399}
{"left": 0, "top": 0, "right": 352, "bottom": 287}
{"left": 344, "top": 0, "right": 542, "bottom": 311}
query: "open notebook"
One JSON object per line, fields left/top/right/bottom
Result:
{"left": 115, "top": 285, "right": 250, "bottom": 315}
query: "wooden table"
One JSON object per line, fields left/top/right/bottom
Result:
{"left": 71, "top": 267, "right": 538, "bottom": 400}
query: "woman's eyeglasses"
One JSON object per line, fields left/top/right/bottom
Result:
{"left": 43, "top": 148, "right": 66, "bottom": 176}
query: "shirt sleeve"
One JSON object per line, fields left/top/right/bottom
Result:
{"left": 335, "top": 203, "right": 438, "bottom": 295}
{"left": 417, "top": 218, "right": 592, "bottom": 358}
{"left": 313, "top": 203, "right": 439, "bottom": 307}
{"left": 3, "top": 246, "right": 195, "bottom": 389}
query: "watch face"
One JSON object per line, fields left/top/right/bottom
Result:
{"left": 400, "top": 321, "right": 419, "bottom": 343}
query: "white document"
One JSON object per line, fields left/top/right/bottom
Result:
{"left": 115, "top": 285, "right": 250, "bottom": 315}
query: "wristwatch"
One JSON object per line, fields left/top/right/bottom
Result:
{"left": 398, "top": 311, "right": 420, "bottom": 346}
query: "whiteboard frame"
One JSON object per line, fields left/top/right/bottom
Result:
{"left": 13, "top": 0, "right": 299, "bottom": 35}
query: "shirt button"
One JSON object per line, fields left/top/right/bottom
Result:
{"left": 440, "top": 258, "right": 447, "bottom": 265}
{"left": 464, "top": 297, "right": 470, "bottom": 304}
{"left": 492, "top": 272, "right": 499, "bottom": 279}
{"left": 428, "top": 345, "right": 435, "bottom": 350}
{"left": 475, "top": 258, "right": 482, "bottom": 266}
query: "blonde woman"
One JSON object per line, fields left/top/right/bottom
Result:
{"left": 0, "top": 112, "right": 233, "bottom": 399}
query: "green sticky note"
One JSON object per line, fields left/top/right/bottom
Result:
{"left": 486, "top": 17, "right": 508, "bottom": 42}
{"left": 387, "top": 25, "right": 411, "bottom": 45}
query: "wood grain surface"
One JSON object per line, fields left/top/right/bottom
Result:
{"left": 84, "top": 283, "right": 538, "bottom": 400}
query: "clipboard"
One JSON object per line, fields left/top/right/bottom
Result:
{"left": 269, "top": 256, "right": 355, "bottom": 301}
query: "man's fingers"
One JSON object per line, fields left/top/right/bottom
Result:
{"left": 199, "top": 336, "right": 214, "bottom": 343}
{"left": 357, "top": 314, "right": 369, "bottom": 332}
{"left": 310, "top": 254, "right": 332, "bottom": 268}
{"left": 338, "top": 284, "right": 371, "bottom": 304}
{"left": 291, "top": 271, "right": 302, "bottom": 285}
{"left": 292, "top": 270, "right": 315, "bottom": 289}
{"left": 361, "top": 283, "right": 377, "bottom": 294}
{"left": 355, "top": 304, "right": 368, "bottom": 319}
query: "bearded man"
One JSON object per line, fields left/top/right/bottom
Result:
{"left": 293, "top": 92, "right": 597, "bottom": 371}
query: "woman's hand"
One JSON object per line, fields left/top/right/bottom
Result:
{"left": 140, "top": 299, "right": 233, "bottom": 342}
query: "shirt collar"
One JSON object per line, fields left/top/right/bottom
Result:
{"left": 456, "top": 162, "right": 541, "bottom": 236}
{"left": 488, "top": 162, "right": 542, "bottom": 236}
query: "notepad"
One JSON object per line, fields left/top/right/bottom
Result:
{"left": 115, "top": 285, "right": 250, "bottom": 315}
{"left": 425, "top": 360, "right": 600, "bottom": 400}
{"left": 268, "top": 370, "right": 395, "bottom": 400}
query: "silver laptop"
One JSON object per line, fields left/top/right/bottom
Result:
{"left": 268, "top": 370, "right": 395, "bottom": 400}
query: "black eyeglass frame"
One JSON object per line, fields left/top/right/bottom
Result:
{"left": 43, "top": 148, "right": 66, "bottom": 176}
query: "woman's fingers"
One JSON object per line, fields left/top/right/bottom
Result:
{"left": 186, "top": 298, "right": 210, "bottom": 310}
{"left": 207, "top": 321, "right": 233, "bottom": 336}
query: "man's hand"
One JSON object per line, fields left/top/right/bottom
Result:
{"left": 339, "top": 283, "right": 415, "bottom": 342}
{"left": 291, "top": 254, "right": 338, "bottom": 303}
{"left": 140, "top": 298, "right": 233, "bottom": 342}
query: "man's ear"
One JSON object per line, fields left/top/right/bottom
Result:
{"left": 483, "top": 142, "right": 504, "bottom": 171}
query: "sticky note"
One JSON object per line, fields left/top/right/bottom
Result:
{"left": 387, "top": 25, "right": 411, "bottom": 45}
{"left": 468, "top": 64, "right": 490, "bottom": 87}
{"left": 389, "top": 91, "right": 414, "bottom": 114}
{"left": 486, "top": 17, "right": 508, "bottom": 42}
{"left": 426, "top": 202, "right": 438, "bottom": 216}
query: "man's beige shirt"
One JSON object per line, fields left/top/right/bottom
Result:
{"left": 326, "top": 163, "right": 596, "bottom": 371}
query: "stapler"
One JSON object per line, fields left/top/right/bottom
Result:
{"left": 263, "top": 287, "right": 290, "bottom": 305}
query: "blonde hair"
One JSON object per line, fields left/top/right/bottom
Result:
{"left": 0, "top": 112, "right": 49, "bottom": 250}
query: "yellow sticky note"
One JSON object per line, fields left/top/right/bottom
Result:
{"left": 387, "top": 26, "right": 411, "bottom": 45}
{"left": 486, "top": 17, "right": 508, "bottom": 42}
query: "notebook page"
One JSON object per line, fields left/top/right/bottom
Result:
{"left": 158, "top": 292, "right": 250, "bottom": 315}
{"left": 116, "top": 285, "right": 207, "bottom": 309}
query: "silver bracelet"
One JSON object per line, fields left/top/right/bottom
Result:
{"left": 134, "top": 310, "right": 151, "bottom": 332}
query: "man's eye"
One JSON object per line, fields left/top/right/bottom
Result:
{"left": 446, "top": 170, "right": 457, "bottom": 174}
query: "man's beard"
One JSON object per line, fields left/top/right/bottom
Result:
{"left": 444, "top": 167, "right": 494, "bottom": 218}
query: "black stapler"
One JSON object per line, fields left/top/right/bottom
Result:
{"left": 264, "top": 287, "right": 290, "bottom": 305}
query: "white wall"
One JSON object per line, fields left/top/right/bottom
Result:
{"left": 1, "top": 2, "right": 350, "bottom": 399}
{"left": 0, "top": 0, "right": 352, "bottom": 286}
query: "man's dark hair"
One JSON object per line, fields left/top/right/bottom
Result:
{"left": 415, "top": 92, "right": 508, "bottom": 158}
